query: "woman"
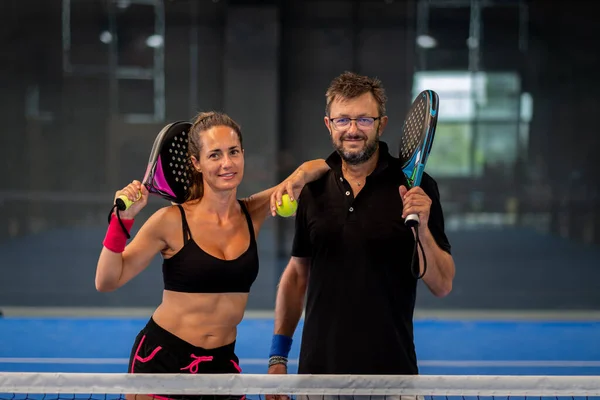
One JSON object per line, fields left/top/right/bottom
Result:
{"left": 95, "top": 111, "right": 328, "bottom": 399}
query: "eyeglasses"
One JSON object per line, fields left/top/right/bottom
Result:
{"left": 329, "top": 116, "right": 381, "bottom": 129}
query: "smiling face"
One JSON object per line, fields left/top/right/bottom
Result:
{"left": 323, "top": 71, "right": 389, "bottom": 166}
{"left": 190, "top": 125, "right": 244, "bottom": 193}
{"left": 325, "top": 92, "right": 387, "bottom": 165}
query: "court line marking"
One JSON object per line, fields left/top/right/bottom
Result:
{"left": 418, "top": 360, "right": 600, "bottom": 367}
{"left": 3, "top": 307, "right": 600, "bottom": 320}
{"left": 1, "top": 358, "right": 600, "bottom": 367}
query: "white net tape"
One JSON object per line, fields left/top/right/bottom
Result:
{"left": 1, "top": 373, "right": 600, "bottom": 397}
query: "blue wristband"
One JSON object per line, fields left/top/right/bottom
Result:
{"left": 269, "top": 334, "right": 293, "bottom": 358}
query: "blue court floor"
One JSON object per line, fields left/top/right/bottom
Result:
{"left": 1, "top": 316, "right": 600, "bottom": 376}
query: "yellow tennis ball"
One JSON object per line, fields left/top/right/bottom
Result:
{"left": 276, "top": 194, "right": 298, "bottom": 218}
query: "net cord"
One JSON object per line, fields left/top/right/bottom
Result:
{"left": 2, "top": 373, "right": 600, "bottom": 396}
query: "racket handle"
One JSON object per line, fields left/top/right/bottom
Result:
{"left": 405, "top": 213, "right": 420, "bottom": 228}
{"left": 115, "top": 191, "right": 142, "bottom": 211}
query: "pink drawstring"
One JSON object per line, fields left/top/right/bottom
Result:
{"left": 230, "top": 359, "right": 242, "bottom": 372}
{"left": 180, "top": 355, "right": 214, "bottom": 374}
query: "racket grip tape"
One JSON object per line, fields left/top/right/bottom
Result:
{"left": 115, "top": 191, "right": 142, "bottom": 211}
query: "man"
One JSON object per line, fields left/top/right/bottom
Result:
{"left": 267, "top": 71, "right": 455, "bottom": 380}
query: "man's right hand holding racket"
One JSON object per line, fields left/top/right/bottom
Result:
{"left": 113, "top": 180, "right": 149, "bottom": 220}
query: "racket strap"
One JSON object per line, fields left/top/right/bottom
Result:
{"left": 107, "top": 204, "right": 132, "bottom": 240}
{"left": 411, "top": 228, "right": 427, "bottom": 279}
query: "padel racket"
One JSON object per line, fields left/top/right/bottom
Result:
{"left": 398, "top": 90, "right": 439, "bottom": 279}
{"left": 400, "top": 89, "right": 439, "bottom": 227}
{"left": 115, "top": 120, "right": 193, "bottom": 211}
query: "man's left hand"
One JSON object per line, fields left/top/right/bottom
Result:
{"left": 399, "top": 185, "right": 432, "bottom": 229}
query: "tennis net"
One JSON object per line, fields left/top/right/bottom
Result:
{"left": 2, "top": 373, "right": 600, "bottom": 400}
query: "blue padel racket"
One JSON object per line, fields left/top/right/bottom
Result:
{"left": 400, "top": 90, "right": 439, "bottom": 228}
{"left": 398, "top": 90, "right": 439, "bottom": 279}
{"left": 111, "top": 121, "right": 193, "bottom": 214}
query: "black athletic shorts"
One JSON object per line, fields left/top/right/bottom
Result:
{"left": 128, "top": 317, "right": 244, "bottom": 400}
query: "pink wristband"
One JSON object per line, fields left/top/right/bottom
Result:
{"left": 103, "top": 214, "right": 134, "bottom": 253}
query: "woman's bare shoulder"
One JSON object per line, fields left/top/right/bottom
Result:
{"left": 143, "top": 204, "right": 185, "bottom": 234}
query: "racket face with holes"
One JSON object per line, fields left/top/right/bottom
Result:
{"left": 142, "top": 121, "right": 193, "bottom": 204}
{"left": 399, "top": 90, "right": 439, "bottom": 188}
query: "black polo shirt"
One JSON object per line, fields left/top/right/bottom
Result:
{"left": 292, "top": 141, "right": 451, "bottom": 375}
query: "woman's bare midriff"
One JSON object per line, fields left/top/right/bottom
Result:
{"left": 151, "top": 290, "right": 249, "bottom": 349}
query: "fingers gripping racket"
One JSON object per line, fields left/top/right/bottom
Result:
{"left": 399, "top": 90, "right": 439, "bottom": 278}
{"left": 108, "top": 121, "right": 194, "bottom": 236}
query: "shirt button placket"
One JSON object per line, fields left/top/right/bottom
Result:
{"left": 339, "top": 176, "right": 355, "bottom": 215}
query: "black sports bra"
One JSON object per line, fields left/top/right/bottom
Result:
{"left": 162, "top": 201, "right": 259, "bottom": 293}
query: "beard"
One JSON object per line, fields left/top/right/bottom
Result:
{"left": 333, "top": 133, "right": 379, "bottom": 165}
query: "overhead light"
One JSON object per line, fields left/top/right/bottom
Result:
{"left": 416, "top": 34, "right": 437, "bottom": 49}
{"left": 116, "top": 0, "right": 131, "bottom": 9}
{"left": 466, "top": 37, "right": 479, "bottom": 49}
{"left": 99, "top": 31, "right": 112, "bottom": 44}
{"left": 146, "top": 34, "right": 164, "bottom": 48}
